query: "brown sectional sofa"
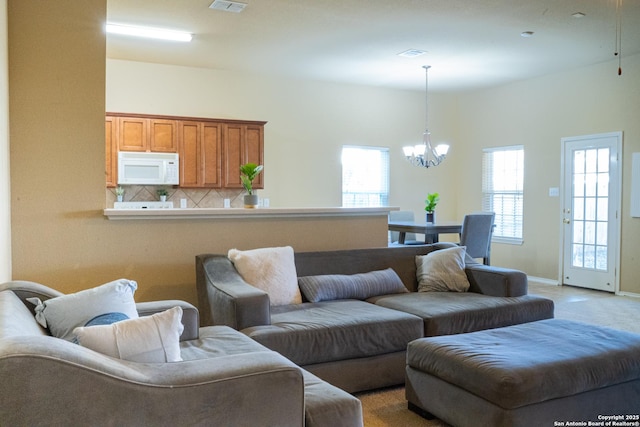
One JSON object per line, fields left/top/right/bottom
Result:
{"left": 196, "top": 243, "right": 555, "bottom": 393}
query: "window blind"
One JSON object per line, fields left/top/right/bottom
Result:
{"left": 482, "top": 146, "right": 524, "bottom": 243}
{"left": 341, "top": 146, "right": 389, "bottom": 207}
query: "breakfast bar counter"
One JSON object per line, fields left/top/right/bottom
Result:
{"left": 103, "top": 207, "right": 397, "bottom": 220}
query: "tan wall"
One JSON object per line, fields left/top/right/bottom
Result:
{"left": 8, "top": 3, "right": 398, "bottom": 305}
{"left": 0, "top": 0, "right": 9, "bottom": 282}
{"left": 454, "top": 54, "right": 640, "bottom": 294}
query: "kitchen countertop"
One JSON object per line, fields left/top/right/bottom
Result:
{"left": 103, "top": 206, "right": 398, "bottom": 220}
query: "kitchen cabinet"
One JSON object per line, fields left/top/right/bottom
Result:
{"left": 117, "top": 117, "right": 177, "bottom": 152}
{"left": 223, "top": 123, "right": 264, "bottom": 189}
{"left": 106, "top": 113, "right": 265, "bottom": 189}
{"left": 105, "top": 116, "right": 117, "bottom": 188}
{"left": 179, "top": 121, "right": 222, "bottom": 188}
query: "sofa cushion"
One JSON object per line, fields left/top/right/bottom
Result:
{"left": 302, "top": 370, "right": 363, "bottom": 427}
{"left": 242, "top": 300, "right": 423, "bottom": 366}
{"left": 373, "top": 292, "right": 555, "bottom": 337}
{"left": 298, "top": 268, "right": 408, "bottom": 303}
{"left": 74, "top": 306, "right": 184, "bottom": 363}
{"left": 181, "top": 326, "right": 364, "bottom": 427}
{"left": 228, "top": 246, "right": 302, "bottom": 306}
{"left": 416, "top": 246, "right": 470, "bottom": 292}
{"left": 27, "top": 279, "right": 139, "bottom": 341}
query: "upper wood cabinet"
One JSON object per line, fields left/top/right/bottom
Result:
{"left": 105, "top": 116, "right": 117, "bottom": 188}
{"left": 223, "top": 123, "right": 264, "bottom": 189}
{"left": 117, "top": 116, "right": 177, "bottom": 152}
{"left": 106, "top": 113, "right": 265, "bottom": 189}
{"left": 179, "top": 121, "right": 223, "bottom": 188}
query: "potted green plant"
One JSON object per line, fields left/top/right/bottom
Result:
{"left": 240, "top": 163, "right": 264, "bottom": 208}
{"left": 115, "top": 186, "right": 124, "bottom": 202}
{"left": 157, "top": 188, "right": 169, "bottom": 202}
{"left": 424, "top": 192, "right": 440, "bottom": 223}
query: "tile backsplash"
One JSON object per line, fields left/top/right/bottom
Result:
{"left": 107, "top": 186, "right": 246, "bottom": 208}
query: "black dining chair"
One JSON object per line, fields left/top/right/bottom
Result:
{"left": 459, "top": 212, "right": 495, "bottom": 265}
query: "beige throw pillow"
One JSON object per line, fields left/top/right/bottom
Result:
{"left": 416, "top": 246, "right": 470, "bottom": 292}
{"left": 228, "top": 246, "right": 302, "bottom": 306}
{"left": 74, "top": 306, "right": 184, "bottom": 363}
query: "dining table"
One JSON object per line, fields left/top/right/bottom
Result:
{"left": 387, "top": 220, "right": 462, "bottom": 244}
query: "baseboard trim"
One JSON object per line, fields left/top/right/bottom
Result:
{"left": 617, "top": 291, "right": 640, "bottom": 299}
{"left": 527, "top": 277, "right": 640, "bottom": 298}
{"left": 527, "top": 276, "right": 559, "bottom": 286}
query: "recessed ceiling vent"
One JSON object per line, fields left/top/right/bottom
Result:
{"left": 397, "top": 49, "right": 427, "bottom": 58}
{"left": 209, "top": 0, "right": 247, "bottom": 13}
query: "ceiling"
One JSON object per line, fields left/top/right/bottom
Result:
{"left": 106, "top": 0, "right": 640, "bottom": 92}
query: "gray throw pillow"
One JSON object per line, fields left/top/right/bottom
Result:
{"left": 298, "top": 268, "right": 408, "bottom": 303}
{"left": 27, "top": 279, "right": 139, "bottom": 342}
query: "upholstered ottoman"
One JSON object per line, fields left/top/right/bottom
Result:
{"left": 406, "top": 319, "right": 640, "bottom": 427}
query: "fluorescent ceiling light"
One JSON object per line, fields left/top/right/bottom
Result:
{"left": 106, "top": 23, "right": 192, "bottom": 42}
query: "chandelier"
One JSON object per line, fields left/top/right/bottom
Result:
{"left": 402, "top": 65, "right": 449, "bottom": 168}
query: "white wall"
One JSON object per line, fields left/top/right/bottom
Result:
{"left": 106, "top": 59, "right": 461, "bottom": 221}
{"left": 0, "top": 0, "right": 10, "bottom": 282}
{"left": 107, "top": 54, "right": 640, "bottom": 295}
{"left": 455, "top": 54, "right": 640, "bottom": 294}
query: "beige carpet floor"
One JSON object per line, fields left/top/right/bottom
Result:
{"left": 355, "top": 283, "right": 640, "bottom": 426}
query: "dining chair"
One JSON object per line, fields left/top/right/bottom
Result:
{"left": 459, "top": 212, "right": 495, "bottom": 265}
{"left": 389, "top": 211, "right": 423, "bottom": 245}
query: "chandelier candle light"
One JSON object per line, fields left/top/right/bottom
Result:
{"left": 403, "top": 65, "right": 449, "bottom": 168}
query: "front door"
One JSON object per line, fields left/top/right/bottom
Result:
{"left": 561, "top": 132, "right": 621, "bottom": 292}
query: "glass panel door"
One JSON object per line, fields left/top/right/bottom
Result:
{"left": 562, "top": 133, "right": 620, "bottom": 292}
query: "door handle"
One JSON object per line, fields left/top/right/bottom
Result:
{"left": 563, "top": 218, "right": 571, "bottom": 224}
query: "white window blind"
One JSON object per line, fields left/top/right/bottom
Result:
{"left": 482, "top": 146, "right": 524, "bottom": 244}
{"left": 341, "top": 146, "right": 389, "bottom": 207}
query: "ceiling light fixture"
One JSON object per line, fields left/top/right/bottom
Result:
{"left": 106, "top": 23, "right": 192, "bottom": 42}
{"left": 402, "top": 66, "right": 449, "bottom": 169}
{"left": 520, "top": 31, "right": 534, "bottom": 38}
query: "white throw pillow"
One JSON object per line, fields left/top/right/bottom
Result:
{"left": 416, "top": 246, "right": 471, "bottom": 292}
{"left": 228, "top": 246, "right": 302, "bottom": 306}
{"left": 74, "top": 306, "right": 184, "bottom": 363}
{"left": 27, "top": 279, "right": 139, "bottom": 342}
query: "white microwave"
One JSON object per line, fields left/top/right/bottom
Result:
{"left": 118, "top": 152, "right": 179, "bottom": 185}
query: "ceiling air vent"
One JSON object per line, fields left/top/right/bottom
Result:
{"left": 397, "top": 49, "right": 427, "bottom": 58}
{"left": 209, "top": 0, "right": 247, "bottom": 13}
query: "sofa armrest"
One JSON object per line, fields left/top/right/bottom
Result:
{"left": 196, "top": 254, "right": 271, "bottom": 329}
{"left": 0, "top": 336, "right": 304, "bottom": 427}
{"left": 0, "top": 280, "right": 64, "bottom": 310}
{"left": 465, "top": 264, "right": 528, "bottom": 297}
{"left": 136, "top": 300, "right": 199, "bottom": 341}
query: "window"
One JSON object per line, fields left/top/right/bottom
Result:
{"left": 482, "top": 146, "right": 524, "bottom": 244}
{"left": 341, "top": 146, "right": 389, "bottom": 207}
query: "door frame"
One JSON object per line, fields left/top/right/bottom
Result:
{"left": 558, "top": 131, "right": 623, "bottom": 293}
